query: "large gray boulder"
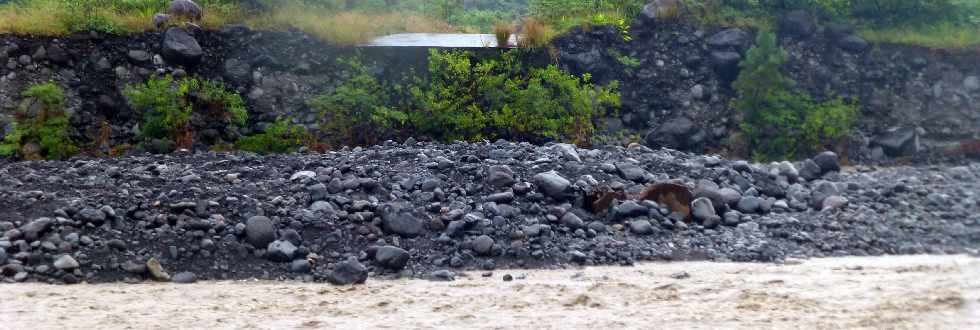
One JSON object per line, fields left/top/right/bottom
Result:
{"left": 161, "top": 27, "right": 203, "bottom": 65}
{"left": 245, "top": 216, "right": 276, "bottom": 248}
{"left": 381, "top": 205, "right": 424, "bottom": 237}
{"left": 639, "top": 0, "right": 682, "bottom": 22}
{"left": 18, "top": 217, "right": 53, "bottom": 242}
{"left": 645, "top": 116, "right": 699, "bottom": 149}
{"left": 533, "top": 171, "right": 571, "bottom": 199}
{"left": 707, "top": 28, "right": 750, "bottom": 51}
{"left": 709, "top": 51, "right": 742, "bottom": 82}
{"left": 168, "top": 0, "right": 203, "bottom": 20}
{"left": 374, "top": 246, "right": 410, "bottom": 270}
{"left": 265, "top": 240, "right": 297, "bottom": 262}
{"left": 872, "top": 128, "right": 919, "bottom": 157}
{"left": 779, "top": 10, "right": 816, "bottom": 39}
{"left": 838, "top": 35, "right": 869, "bottom": 53}
{"left": 327, "top": 258, "right": 368, "bottom": 285}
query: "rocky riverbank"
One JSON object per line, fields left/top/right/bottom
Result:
{"left": 1, "top": 141, "right": 977, "bottom": 284}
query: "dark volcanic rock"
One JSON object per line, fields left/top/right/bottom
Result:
{"left": 0, "top": 141, "right": 976, "bottom": 286}
{"left": 779, "top": 10, "right": 816, "bottom": 39}
{"left": 19, "top": 218, "right": 53, "bottom": 241}
{"left": 707, "top": 28, "right": 750, "bottom": 50}
{"left": 837, "top": 35, "right": 869, "bottom": 53}
{"left": 813, "top": 152, "right": 841, "bottom": 173}
{"left": 245, "top": 216, "right": 276, "bottom": 248}
{"left": 161, "top": 27, "right": 203, "bottom": 65}
{"left": 709, "top": 51, "right": 742, "bottom": 82}
{"left": 873, "top": 128, "right": 919, "bottom": 157}
{"left": 382, "top": 205, "right": 424, "bottom": 237}
{"left": 374, "top": 246, "right": 410, "bottom": 270}
{"left": 487, "top": 165, "right": 516, "bottom": 188}
{"left": 533, "top": 171, "right": 571, "bottom": 199}
{"left": 266, "top": 240, "right": 297, "bottom": 262}
{"left": 328, "top": 258, "right": 368, "bottom": 285}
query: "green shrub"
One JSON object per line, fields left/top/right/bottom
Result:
{"left": 198, "top": 79, "right": 248, "bottom": 126}
{"left": 733, "top": 32, "right": 858, "bottom": 161}
{"left": 124, "top": 75, "right": 193, "bottom": 142}
{"left": 236, "top": 119, "right": 310, "bottom": 154}
{"left": 0, "top": 82, "right": 77, "bottom": 160}
{"left": 124, "top": 75, "right": 247, "bottom": 148}
{"left": 309, "top": 50, "right": 620, "bottom": 147}
{"left": 411, "top": 50, "right": 620, "bottom": 144}
{"left": 308, "top": 58, "right": 406, "bottom": 146}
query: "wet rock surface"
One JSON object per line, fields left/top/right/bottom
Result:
{"left": 0, "top": 141, "right": 977, "bottom": 284}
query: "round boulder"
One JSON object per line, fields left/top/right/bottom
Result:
{"left": 168, "top": 0, "right": 203, "bottom": 20}
{"left": 374, "top": 246, "right": 410, "bottom": 270}
{"left": 161, "top": 27, "right": 203, "bottom": 65}
{"left": 245, "top": 216, "right": 276, "bottom": 248}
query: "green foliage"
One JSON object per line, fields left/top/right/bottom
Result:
{"left": 310, "top": 50, "right": 620, "bottom": 146}
{"left": 236, "top": 119, "right": 310, "bottom": 154}
{"left": 124, "top": 75, "right": 192, "bottom": 141}
{"left": 308, "top": 58, "right": 406, "bottom": 146}
{"left": 800, "top": 96, "right": 859, "bottom": 150}
{"left": 0, "top": 82, "right": 78, "bottom": 160}
{"left": 609, "top": 49, "right": 640, "bottom": 73}
{"left": 0, "top": 122, "right": 23, "bottom": 157}
{"left": 732, "top": 32, "right": 858, "bottom": 161}
{"left": 590, "top": 12, "right": 632, "bottom": 41}
{"left": 124, "top": 75, "right": 247, "bottom": 146}
{"left": 412, "top": 50, "right": 620, "bottom": 144}
{"left": 198, "top": 79, "right": 248, "bottom": 126}
{"left": 529, "top": 0, "right": 645, "bottom": 33}
{"left": 22, "top": 82, "right": 66, "bottom": 109}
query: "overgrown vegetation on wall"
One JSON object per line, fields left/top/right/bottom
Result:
{"left": 310, "top": 50, "right": 620, "bottom": 147}
{"left": 684, "top": 0, "right": 980, "bottom": 48}
{"left": 308, "top": 58, "right": 406, "bottom": 146}
{"left": 0, "top": 83, "right": 78, "bottom": 160}
{"left": 731, "top": 31, "right": 858, "bottom": 161}
{"left": 124, "top": 75, "right": 247, "bottom": 150}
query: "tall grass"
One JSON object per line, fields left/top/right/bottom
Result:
{"left": 0, "top": 0, "right": 242, "bottom": 35}
{"left": 0, "top": 1, "right": 67, "bottom": 35}
{"left": 860, "top": 23, "right": 980, "bottom": 49}
{"left": 492, "top": 22, "right": 515, "bottom": 48}
{"left": 518, "top": 17, "right": 554, "bottom": 49}
{"left": 246, "top": 4, "right": 457, "bottom": 46}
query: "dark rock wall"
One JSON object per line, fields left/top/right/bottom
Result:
{"left": 0, "top": 17, "right": 977, "bottom": 160}
{"left": 555, "top": 15, "right": 980, "bottom": 161}
{"left": 0, "top": 26, "right": 363, "bottom": 149}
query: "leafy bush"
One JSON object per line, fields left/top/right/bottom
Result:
{"left": 308, "top": 58, "right": 406, "bottom": 146}
{"left": 124, "top": 75, "right": 247, "bottom": 148}
{"left": 411, "top": 50, "right": 620, "bottom": 144}
{"left": 732, "top": 32, "right": 858, "bottom": 161}
{"left": 0, "top": 82, "right": 78, "bottom": 160}
{"left": 309, "top": 50, "right": 620, "bottom": 146}
{"left": 236, "top": 118, "right": 310, "bottom": 154}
